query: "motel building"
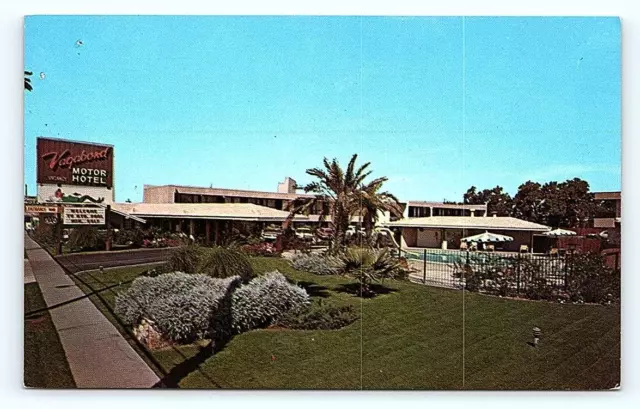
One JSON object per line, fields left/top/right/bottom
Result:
{"left": 28, "top": 137, "right": 553, "bottom": 253}
{"left": 382, "top": 214, "right": 551, "bottom": 253}
{"left": 127, "top": 180, "right": 550, "bottom": 253}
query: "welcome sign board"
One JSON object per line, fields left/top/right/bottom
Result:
{"left": 62, "top": 207, "right": 106, "bottom": 225}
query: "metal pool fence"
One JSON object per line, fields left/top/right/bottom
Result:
{"left": 403, "top": 248, "right": 575, "bottom": 293}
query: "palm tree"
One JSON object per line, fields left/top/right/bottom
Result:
{"left": 357, "top": 178, "right": 403, "bottom": 241}
{"left": 285, "top": 154, "right": 400, "bottom": 252}
{"left": 24, "top": 71, "right": 33, "bottom": 92}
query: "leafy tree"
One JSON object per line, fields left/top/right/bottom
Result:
{"left": 24, "top": 71, "right": 33, "bottom": 92}
{"left": 285, "top": 154, "right": 401, "bottom": 252}
{"left": 552, "top": 178, "right": 597, "bottom": 227}
{"left": 513, "top": 178, "right": 597, "bottom": 227}
{"left": 512, "top": 181, "right": 545, "bottom": 223}
{"left": 464, "top": 185, "right": 513, "bottom": 216}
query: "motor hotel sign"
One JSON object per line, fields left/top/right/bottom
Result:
{"left": 37, "top": 137, "right": 114, "bottom": 188}
{"left": 63, "top": 207, "right": 106, "bottom": 225}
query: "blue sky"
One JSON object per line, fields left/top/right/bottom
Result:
{"left": 24, "top": 16, "right": 621, "bottom": 202}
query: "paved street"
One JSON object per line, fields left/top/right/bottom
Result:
{"left": 56, "top": 247, "right": 175, "bottom": 274}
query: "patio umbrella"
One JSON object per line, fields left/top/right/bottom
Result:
{"left": 543, "top": 228, "right": 577, "bottom": 237}
{"left": 461, "top": 231, "right": 514, "bottom": 243}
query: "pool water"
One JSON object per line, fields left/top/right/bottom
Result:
{"left": 405, "top": 250, "right": 511, "bottom": 265}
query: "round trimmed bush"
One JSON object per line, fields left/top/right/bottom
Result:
{"left": 231, "top": 270, "right": 309, "bottom": 333}
{"left": 292, "top": 253, "right": 344, "bottom": 275}
{"left": 114, "top": 272, "right": 242, "bottom": 343}
{"left": 198, "top": 247, "right": 254, "bottom": 282}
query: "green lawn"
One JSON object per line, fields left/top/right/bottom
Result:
{"left": 74, "top": 257, "right": 620, "bottom": 390}
{"left": 24, "top": 283, "right": 76, "bottom": 388}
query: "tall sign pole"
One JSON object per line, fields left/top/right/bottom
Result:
{"left": 105, "top": 204, "right": 112, "bottom": 251}
{"left": 56, "top": 204, "right": 63, "bottom": 255}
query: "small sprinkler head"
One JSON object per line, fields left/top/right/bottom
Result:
{"left": 533, "top": 326, "right": 541, "bottom": 347}
{"left": 99, "top": 265, "right": 104, "bottom": 273}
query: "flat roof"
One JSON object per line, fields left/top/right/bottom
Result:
{"left": 593, "top": 191, "right": 621, "bottom": 200}
{"left": 383, "top": 216, "right": 550, "bottom": 232}
{"left": 403, "top": 201, "right": 487, "bottom": 210}
{"left": 146, "top": 184, "right": 315, "bottom": 201}
{"left": 111, "top": 202, "right": 309, "bottom": 222}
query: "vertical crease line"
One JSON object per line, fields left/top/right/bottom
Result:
{"left": 462, "top": 16, "right": 466, "bottom": 390}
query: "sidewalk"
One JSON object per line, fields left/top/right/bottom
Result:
{"left": 24, "top": 232, "right": 159, "bottom": 388}
{"left": 24, "top": 259, "right": 35, "bottom": 284}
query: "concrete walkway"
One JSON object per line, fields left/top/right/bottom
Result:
{"left": 24, "top": 232, "right": 159, "bottom": 388}
{"left": 24, "top": 259, "right": 36, "bottom": 284}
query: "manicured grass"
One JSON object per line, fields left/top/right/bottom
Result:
{"left": 75, "top": 257, "right": 620, "bottom": 390}
{"left": 24, "top": 283, "right": 76, "bottom": 388}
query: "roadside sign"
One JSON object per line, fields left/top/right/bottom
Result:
{"left": 25, "top": 205, "right": 60, "bottom": 214}
{"left": 62, "top": 206, "right": 106, "bottom": 225}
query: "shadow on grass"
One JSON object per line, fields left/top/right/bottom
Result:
{"left": 296, "top": 281, "right": 332, "bottom": 298}
{"left": 154, "top": 279, "right": 241, "bottom": 388}
{"left": 154, "top": 341, "right": 219, "bottom": 388}
{"left": 335, "top": 283, "right": 398, "bottom": 298}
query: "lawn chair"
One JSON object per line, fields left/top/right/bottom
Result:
{"left": 486, "top": 244, "right": 495, "bottom": 252}
{"left": 549, "top": 247, "right": 559, "bottom": 257}
{"left": 460, "top": 242, "right": 468, "bottom": 251}
{"left": 519, "top": 244, "right": 529, "bottom": 254}
{"left": 469, "top": 242, "right": 478, "bottom": 252}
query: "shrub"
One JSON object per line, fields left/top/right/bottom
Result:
{"left": 166, "top": 245, "right": 203, "bottom": 274}
{"left": 292, "top": 253, "right": 345, "bottom": 275}
{"left": 274, "top": 299, "right": 359, "bottom": 330}
{"left": 565, "top": 252, "right": 620, "bottom": 304}
{"left": 231, "top": 271, "right": 309, "bottom": 332}
{"left": 67, "top": 226, "right": 104, "bottom": 251}
{"left": 452, "top": 252, "right": 619, "bottom": 304}
{"left": 198, "top": 247, "right": 254, "bottom": 282}
{"left": 32, "top": 224, "right": 57, "bottom": 249}
{"left": 113, "top": 229, "right": 144, "bottom": 247}
{"left": 280, "top": 229, "right": 311, "bottom": 253}
{"left": 341, "top": 247, "right": 404, "bottom": 296}
{"left": 114, "top": 272, "right": 242, "bottom": 343}
{"left": 241, "top": 242, "right": 279, "bottom": 257}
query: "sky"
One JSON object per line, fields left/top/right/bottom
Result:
{"left": 24, "top": 16, "right": 621, "bottom": 203}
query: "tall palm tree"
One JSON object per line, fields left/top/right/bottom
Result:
{"left": 357, "top": 177, "right": 403, "bottom": 241}
{"left": 285, "top": 154, "right": 400, "bottom": 252}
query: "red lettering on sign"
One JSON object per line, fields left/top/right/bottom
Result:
{"left": 42, "top": 147, "right": 111, "bottom": 171}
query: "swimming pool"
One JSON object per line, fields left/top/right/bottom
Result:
{"left": 404, "top": 249, "right": 514, "bottom": 265}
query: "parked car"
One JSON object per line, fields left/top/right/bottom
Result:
{"left": 316, "top": 227, "right": 335, "bottom": 241}
{"left": 294, "top": 226, "right": 315, "bottom": 242}
{"left": 346, "top": 225, "right": 366, "bottom": 237}
{"left": 261, "top": 226, "right": 282, "bottom": 242}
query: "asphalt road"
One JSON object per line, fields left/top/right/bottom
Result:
{"left": 57, "top": 247, "right": 176, "bottom": 274}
